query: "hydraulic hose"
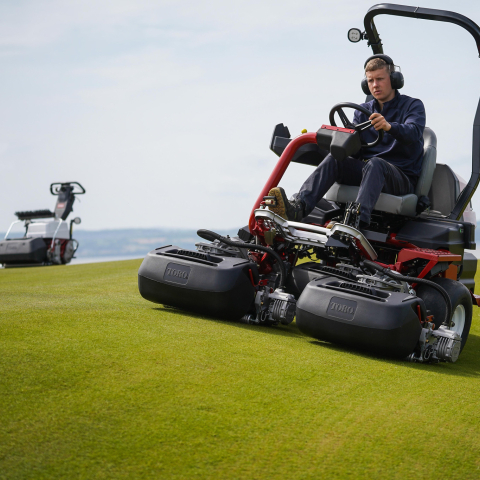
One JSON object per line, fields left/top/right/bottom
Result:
{"left": 362, "top": 259, "right": 453, "bottom": 328}
{"left": 197, "top": 229, "right": 286, "bottom": 288}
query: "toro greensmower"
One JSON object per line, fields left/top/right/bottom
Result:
{"left": 138, "top": 4, "right": 480, "bottom": 364}
{"left": 0, "top": 182, "right": 86, "bottom": 267}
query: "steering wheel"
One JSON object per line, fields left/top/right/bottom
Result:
{"left": 329, "top": 102, "right": 384, "bottom": 148}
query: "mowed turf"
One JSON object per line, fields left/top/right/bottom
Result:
{"left": 1, "top": 260, "right": 480, "bottom": 479}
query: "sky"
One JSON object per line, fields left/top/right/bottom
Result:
{"left": 1, "top": 0, "right": 480, "bottom": 233}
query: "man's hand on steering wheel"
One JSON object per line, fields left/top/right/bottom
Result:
{"left": 370, "top": 112, "right": 391, "bottom": 132}
{"left": 329, "top": 102, "right": 384, "bottom": 148}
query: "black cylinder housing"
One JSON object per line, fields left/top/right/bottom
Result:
{"left": 138, "top": 246, "right": 257, "bottom": 320}
{"left": 296, "top": 275, "right": 424, "bottom": 358}
{"left": 0, "top": 237, "right": 47, "bottom": 265}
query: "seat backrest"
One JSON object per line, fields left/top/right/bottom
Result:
{"left": 415, "top": 127, "right": 437, "bottom": 197}
{"left": 54, "top": 184, "right": 75, "bottom": 220}
{"left": 428, "top": 163, "right": 460, "bottom": 216}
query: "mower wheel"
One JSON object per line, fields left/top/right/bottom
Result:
{"left": 416, "top": 277, "right": 472, "bottom": 352}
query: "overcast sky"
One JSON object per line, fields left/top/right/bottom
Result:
{"left": 1, "top": 0, "right": 480, "bottom": 233}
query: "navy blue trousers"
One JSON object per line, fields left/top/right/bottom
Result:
{"left": 297, "top": 154, "right": 414, "bottom": 224}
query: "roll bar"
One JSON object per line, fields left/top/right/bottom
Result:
{"left": 364, "top": 4, "right": 480, "bottom": 56}
{"left": 363, "top": 4, "right": 480, "bottom": 220}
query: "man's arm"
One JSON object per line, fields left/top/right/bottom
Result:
{"left": 370, "top": 99, "right": 426, "bottom": 145}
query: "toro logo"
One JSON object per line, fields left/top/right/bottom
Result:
{"left": 164, "top": 263, "right": 191, "bottom": 285}
{"left": 327, "top": 296, "right": 357, "bottom": 321}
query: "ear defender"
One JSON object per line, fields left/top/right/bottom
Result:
{"left": 361, "top": 77, "right": 370, "bottom": 95}
{"left": 390, "top": 70, "right": 404, "bottom": 89}
{"left": 361, "top": 54, "right": 404, "bottom": 95}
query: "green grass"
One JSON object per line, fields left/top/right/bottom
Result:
{"left": 1, "top": 260, "right": 480, "bottom": 479}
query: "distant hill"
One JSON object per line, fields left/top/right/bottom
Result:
{"left": 72, "top": 228, "right": 238, "bottom": 258}
{"left": 0, "top": 227, "right": 239, "bottom": 260}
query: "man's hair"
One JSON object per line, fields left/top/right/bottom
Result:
{"left": 365, "top": 58, "right": 392, "bottom": 73}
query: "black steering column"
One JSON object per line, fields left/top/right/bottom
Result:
{"left": 316, "top": 102, "right": 383, "bottom": 161}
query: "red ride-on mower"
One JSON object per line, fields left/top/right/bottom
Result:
{"left": 0, "top": 182, "right": 86, "bottom": 267}
{"left": 138, "top": 4, "right": 480, "bottom": 364}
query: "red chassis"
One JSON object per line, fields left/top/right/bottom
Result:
{"left": 247, "top": 131, "right": 480, "bottom": 307}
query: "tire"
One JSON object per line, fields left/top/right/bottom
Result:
{"left": 416, "top": 277, "right": 472, "bottom": 352}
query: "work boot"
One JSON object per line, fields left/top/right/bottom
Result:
{"left": 268, "top": 187, "right": 305, "bottom": 221}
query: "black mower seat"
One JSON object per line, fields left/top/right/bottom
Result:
{"left": 324, "top": 127, "right": 437, "bottom": 217}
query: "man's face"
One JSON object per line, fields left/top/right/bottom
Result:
{"left": 366, "top": 67, "right": 394, "bottom": 103}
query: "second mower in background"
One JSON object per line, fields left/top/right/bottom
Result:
{"left": 0, "top": 182, "right": 86, "bottom": 267}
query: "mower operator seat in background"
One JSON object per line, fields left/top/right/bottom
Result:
{"left": 324, "top": 127, "right": 437, "bottom": 217}
{"left": 54, "top": 184, "right": 76, "bottom": 221}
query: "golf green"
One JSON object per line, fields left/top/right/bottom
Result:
{"left": 1, "top": 259, "right": 479, "bottom": 479}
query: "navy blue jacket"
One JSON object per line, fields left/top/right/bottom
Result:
{"left": 352, "top": 91, "right": 426, "bottom": 184}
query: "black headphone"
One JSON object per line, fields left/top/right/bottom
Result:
{"left": 361, "top": 54, "right": 404, "bottom": 95}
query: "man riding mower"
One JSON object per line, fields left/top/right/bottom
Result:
{"left": 138, "top": 4, "right": 480, "bottom": 364}
{"left": 268, "top": 54, "right": 423, "bottom": 233}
